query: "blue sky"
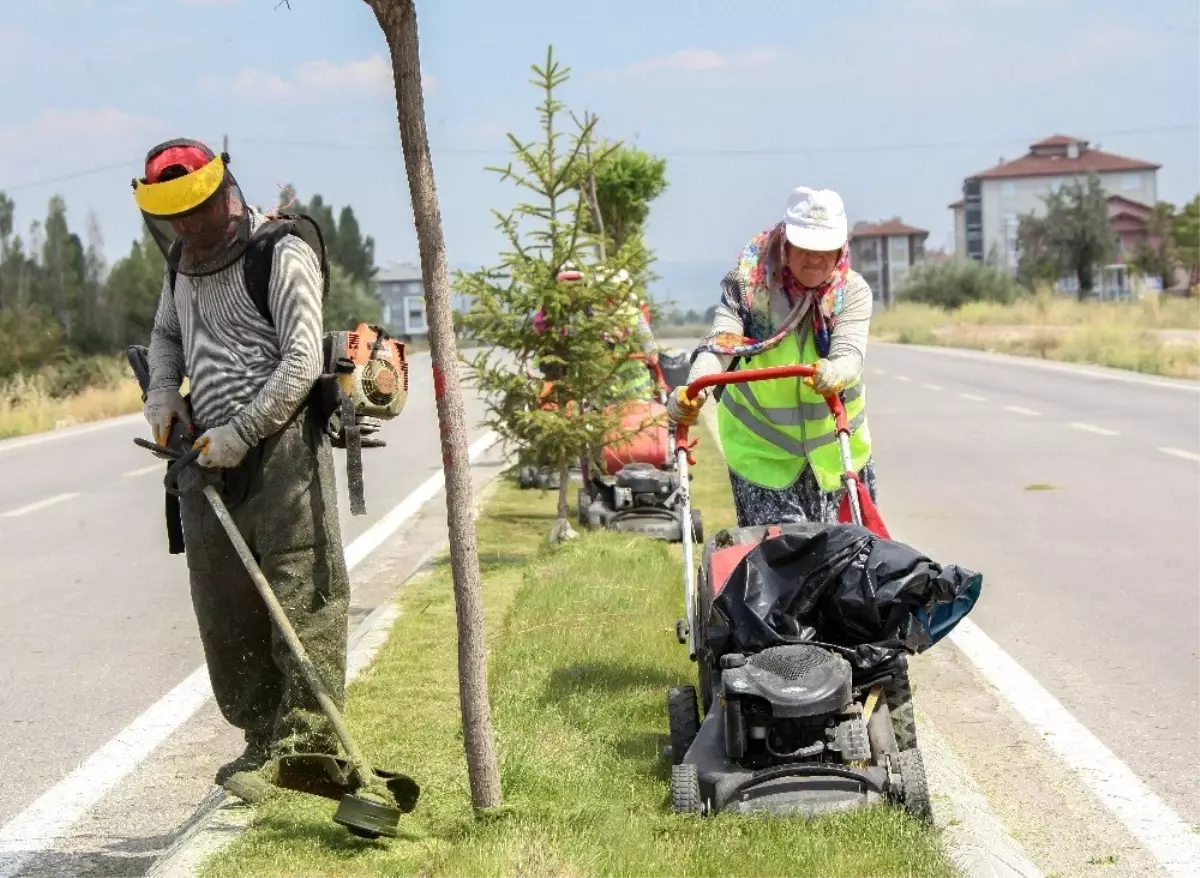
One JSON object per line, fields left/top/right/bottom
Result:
{"left": 2, "top": 0, "right": 1197, "bottom": 296}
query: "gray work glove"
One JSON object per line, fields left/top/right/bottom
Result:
{"left": 144, "top": 387, "right": 192, "bottom": 446}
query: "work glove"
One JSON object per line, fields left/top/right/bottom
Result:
{"left": 144, "top": 388, "right": 192, "bottom": 447}
{"left": 667, "top": 385, "right": 706, "bottom": 427}
{"left": 803, "top": 358, "right": 846, "bottom": 396}
{"left": 193, "top": 424, "right": 252, "bottom": 469}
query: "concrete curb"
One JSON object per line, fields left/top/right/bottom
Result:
{"left": 146, "top": 461, "right": 508, "bottom": 878}
{"left": 696, "top": 406, "right": 1042, "bottom": 878}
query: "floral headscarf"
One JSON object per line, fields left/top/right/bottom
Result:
{"left": 697, "top": 223, "right": 851, "bottom": 360}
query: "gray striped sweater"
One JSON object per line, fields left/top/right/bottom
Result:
{"left": 147, "top": 209, "right": 325, "bottom": 445}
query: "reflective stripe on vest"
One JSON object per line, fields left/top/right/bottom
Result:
{"left": 716, "top": 325, "right": 872, "bottom": 492}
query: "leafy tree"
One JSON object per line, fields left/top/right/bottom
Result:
{"left": 457, "top": 46, "right": 650, "bottom": 543}
{"left": 333, "top": 205, "right": 377, "bottom": 287}
{"left": 897, "top": 258, "right": 1022, "bottom": 309}
{"left": 1130, "top": 201, "right": 1178, "bottom": 290}
{"left": 102, "top": 228, "right": 167, "bottom": 348}
{"left": 1041, "top": 175, "right": 1117, "bottom": 299}
{"left": 1173, "top": 195, "right": 1199, "bottom": 293}
{"left": 582, "top": 142, "right": 668, "bottom": 253}
{"left": 1016, "top": 214, "right": 1063, "bottom": 289}
{"left": 324, "top": 262, "right": 383, "bottom": 329}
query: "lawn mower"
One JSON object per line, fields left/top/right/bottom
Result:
{"left": 577, "top": 354, "right": 703, "bottom": 543}
{"left": 664, "top": 363, "right": 982, "bottom": 819}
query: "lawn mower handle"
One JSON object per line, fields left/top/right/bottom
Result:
{"left": 673, "top": 363, "right": 850, "bottom": 449}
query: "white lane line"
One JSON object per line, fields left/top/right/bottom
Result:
{"left": 123, "top": 464, "right": 163, "bottom": 478}
{"left": 0, "top": 415, "right": 143, "bottom": 456}
{"left": 1159, "top": 446, "right": 1200, "bottom": 462}
{"left": 1004, "top": 405, "right": 1041, "bottom": 416}
{"left": 0, "top": 428, "right": 500, "bottom": 878}
{"left": 895, "top": 375, "right": 912, "bottom": 383}
{"left": 923, "top": 383, "right": 944, "bottom": 391}
{"left": 951, "top": 619, "right": 1200, "bottom": 878}
{"left": 0, "top": 493, "right": 79, "bottom": 519}
{"left": 873, "top": 368, "right": 889, "bottom": 376}
{"left": 960, "top": 393, "right": 987, "bottom": 402}
{"left": 1070, "top": 422, "right": 1120, "bottom": 437}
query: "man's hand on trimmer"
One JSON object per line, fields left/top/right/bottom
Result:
{"left": 667, "top": 385, "right": 706, "bottom": 426}
{"left": 803, "top": 359, "right": 846, "bottom": 396}
{"left": 193, "top": 424, "right": 251, "bottom": 469}
{"left": 144, "top": 387, "right": 191, "bottom": 446}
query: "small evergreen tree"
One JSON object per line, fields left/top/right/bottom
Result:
{"left": 457, "top": 46, "right": 650, "bottom": 543}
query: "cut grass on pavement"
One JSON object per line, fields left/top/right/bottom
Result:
{"left": 203, "top": 426, "right": 953, "bottom": 878}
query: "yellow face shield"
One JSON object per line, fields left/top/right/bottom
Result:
{"left": 132, "top": 155, "right": 227, "bottom": 218}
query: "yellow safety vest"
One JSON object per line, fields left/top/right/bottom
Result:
{"left": 716, "top": 326, "right": 872, "bottom": 492}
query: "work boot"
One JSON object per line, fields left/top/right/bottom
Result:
{"left": 214, "top": 736, "right": 271, "bottom": 785}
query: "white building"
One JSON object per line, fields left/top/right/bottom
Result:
{"left": 375, "top": 262, "right": 428, "bottom": 338}
{"left": 950, "top": 134, "right": 1160, "bottom": 278}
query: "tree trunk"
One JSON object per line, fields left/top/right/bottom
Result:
{"left": 365, "top": 0, "right": 502, "bottom": 811}
{"left": 550, "top": 457, "right": 578, "bottom": 544}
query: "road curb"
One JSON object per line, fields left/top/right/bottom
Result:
{"left": 146, "top": 456, "right": 507, "bottom": 878}
{"left": 696, "top": 406, "right": 1042, "bottom": 878}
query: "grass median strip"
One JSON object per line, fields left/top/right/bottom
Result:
{"left": 203, "top": 427, "right": 953, "bottom": 878}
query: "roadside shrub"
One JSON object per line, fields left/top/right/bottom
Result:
{"left": 896, "top": 259, "right": 1024, "bottom": 309}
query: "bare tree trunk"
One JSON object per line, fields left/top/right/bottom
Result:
{"left": 365, "top": 0, "right": 501, "bottom": 811}
{"left": 550, "top": 457, "right": 577, "bottom": 545}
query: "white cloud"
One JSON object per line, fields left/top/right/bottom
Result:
{"left": 601, "top": 47, "right": 788, "bottom": 83}
{"left": 209, "top": 54, "right": 434, "bottom": 103}
{"left": 0, "top": 107, "right": 157, "bottom": 148}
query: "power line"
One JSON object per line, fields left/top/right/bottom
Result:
{"left": 2, "top": 123, "right": 1194, "bottom": 192}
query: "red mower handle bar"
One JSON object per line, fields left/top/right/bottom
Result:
{"left": 674, "top": 363, "right": 850, "bottom": 451}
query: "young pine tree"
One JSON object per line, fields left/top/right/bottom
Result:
{"left": 457, "top": 46, "right": 651, "bottom": 543}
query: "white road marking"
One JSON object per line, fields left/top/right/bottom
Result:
{"left": 923, "top": 383, "right": 944, "bottom": 391}
{"left": 1159, "top": 446, "right": 1200, "bottom": 462}
{"left": 0, "top": 493, "right": 79, "bottom": 519}
{"left": 950, "top": 619, "right": 1200, "bottom": 878}
{"left": 1004, "top": 405, "right": 1041, "bottom": 416}
{"left": 879, "top": 342, "right": 1200, "bottom": 392}
{"left": 873, "top": 368, "right": 888, "bottom": 376}
{"left": 895, "top": 375, "right": 912, "bottom": 382}
{"left": 960, "top": 393, "right": 987, "bottom": 402}
{"left": 1070, "top": 422, "right": 1120, "bottom": 437}
{"left": 123, "top": 464, "right": 163, "bottom": 478}
{"left": 0, "top": 415, "right": 144, "bottom": 456}
{"left": 0, "top": 428, "right": 500, "bottom": 878}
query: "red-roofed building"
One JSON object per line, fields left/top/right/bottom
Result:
{"left": 848, "top": 218, "right": 929, "bottom": 305}
{"left": 951, "top": 134, "right": 1160, "bottom": 283}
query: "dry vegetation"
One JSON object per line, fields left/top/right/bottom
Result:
{"left": 871, "top": 294, "right": 1200, "bottom": 379}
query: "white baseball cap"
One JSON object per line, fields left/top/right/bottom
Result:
{"left": 783, "top": 186, "right": 848, "bottom": 252}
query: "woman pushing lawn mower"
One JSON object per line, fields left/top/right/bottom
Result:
{"left": 666, "top": 186, "right": 880, "bottom": 530}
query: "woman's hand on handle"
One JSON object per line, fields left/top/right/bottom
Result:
{"left": 802, "top": 358, "right": 846, "bottom": 395}
{"left": 667, "top": 385, "right": 706, "bottom": 426}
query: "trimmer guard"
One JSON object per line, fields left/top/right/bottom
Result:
{"left": 276, "top": 754, "right": 421, "bottom": 813}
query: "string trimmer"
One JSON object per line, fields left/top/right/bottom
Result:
{"left": 126, "top": 345, "right": 419, "bottom": 839}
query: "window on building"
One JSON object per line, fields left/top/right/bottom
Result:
{"left": 888, "top": 236, "right": 909, "bottom": 263}
{"left": 402, "top": 280, "right": 423, "bottom": 295}
{"left": 407, "top": 298, "right": 426, "bottom": 333}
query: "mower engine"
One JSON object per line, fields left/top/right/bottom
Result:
{"left": 324, "top": 323, "right": 409, "bottom": 423}
{"left": 719, "top": 645, "right": 871, "bottom": 770}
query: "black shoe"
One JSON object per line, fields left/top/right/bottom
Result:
{"left": 214, "top": 741, "right": 270, "bottom": 785}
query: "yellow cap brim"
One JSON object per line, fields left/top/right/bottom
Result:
{"left": 133, "top": 155, "right": 225, "bottom": 217}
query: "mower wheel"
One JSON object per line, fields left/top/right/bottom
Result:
{"left": 670, "top": 763, "right": 703, "bottom": 814}
{"left": 886, "top": 665, "right": 918, "bottom": 752}
{"left": 518, "top": 466, "right": 536, "bottom": 489}
{"left": 667, "top": 685, "right": 699, "bottom": 765}
{"left": 898, "top": 747, "right": 932, "bottom": 823}
{"left": 696, "top": 568, "right": 715, "bottom": 714}
{"left": 689, "top": 508, "right": 704, "bottom": 543}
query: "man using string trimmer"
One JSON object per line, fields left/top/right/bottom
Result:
{"left": 133, "top": 138, "right": 368, "bottom": 799}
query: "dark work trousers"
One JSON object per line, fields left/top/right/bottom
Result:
{"left": 179, "top": 407, "right": 350, "bottom": 756}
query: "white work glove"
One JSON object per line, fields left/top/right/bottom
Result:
{"left": 144, "top": 388, "right": 192, "bottom": 446}
{"left": 803, "top": 358, "right": 846, "bottom": 396}
{"left": 666, "top": 386, "right": 707, "bottom": 426}
{"left": 193, "top": 424, "right": 252, "bottom": 469}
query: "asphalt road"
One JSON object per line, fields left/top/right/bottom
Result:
{"left": 862, "top": 344, "right": 1200, "bottom": 829}
{"left": 0, "top": 349, "right": 492, "bottom": 834}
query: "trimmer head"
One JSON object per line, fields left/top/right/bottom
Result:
{"left": 334, "top": 793, "right": 402, "bottom": 839}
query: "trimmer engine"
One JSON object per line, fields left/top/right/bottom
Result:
{"left": 324, "top": 323, "right": 409, "bottom": 421}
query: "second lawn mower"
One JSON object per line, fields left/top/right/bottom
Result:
{"left": 665, "top": 363, "right": 982, "bottom": 820}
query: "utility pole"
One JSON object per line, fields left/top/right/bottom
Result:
{"left": 222, "top": 133, "right": 229, "bottom": 154}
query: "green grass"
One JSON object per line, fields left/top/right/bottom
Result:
{"left": 202, "top": 429, "right": 953, "bottom": 878}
